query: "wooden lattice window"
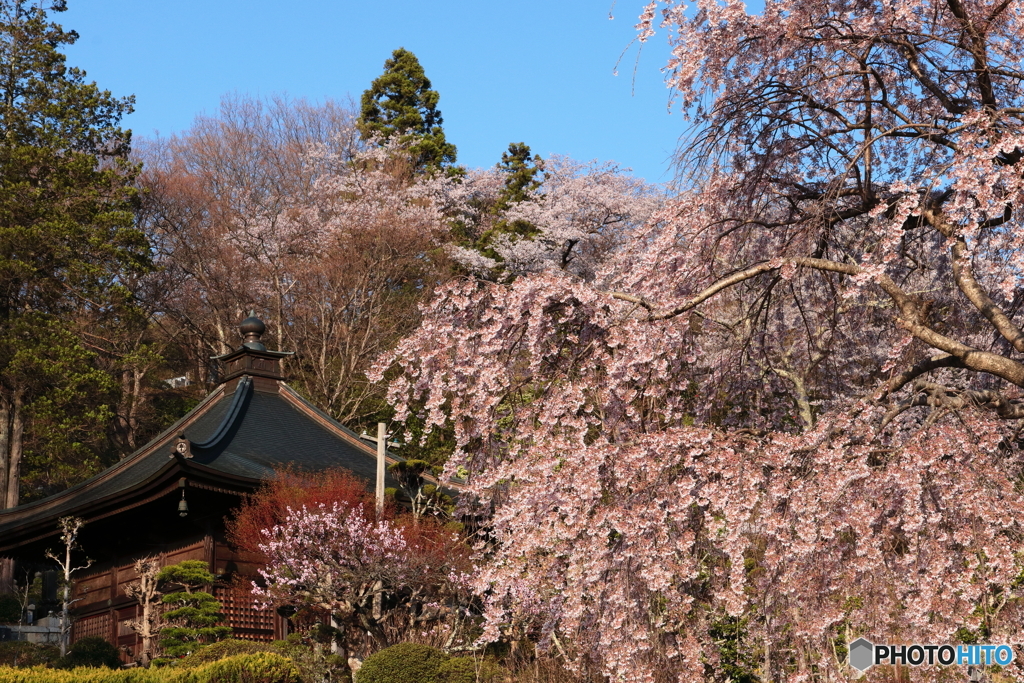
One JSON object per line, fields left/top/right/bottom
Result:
{"left": 73, "top": 612, "right": 110, "bottom": 642}
{"left": 214, "top": 586, "right": 275, "bottom": 641}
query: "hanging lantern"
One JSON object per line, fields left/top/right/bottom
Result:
{"left": 178, "top": 489, "right": 189, "bottom": 517}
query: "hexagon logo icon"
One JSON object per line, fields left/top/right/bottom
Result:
{"left": 849, "top": 638, "right": 874, "bottom": 672}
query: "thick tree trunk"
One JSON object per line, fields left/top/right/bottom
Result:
{"left": 0, "top": 394, "right": 9, "bottom": 508}
{"left": 5, "top": 389, "right": 24, "bottom": 509}
{"left": 0, "top": 388, "right": 24, "bottom": 510}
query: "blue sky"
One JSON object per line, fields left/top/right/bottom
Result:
{"left": 61, "top": 0, "right": 683, "bottom": 183}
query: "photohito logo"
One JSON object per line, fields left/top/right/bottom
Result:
{"left": 848, "top": 638, "right": 1015, "bottom": 672}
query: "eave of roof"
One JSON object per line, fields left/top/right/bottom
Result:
{"left": 0, "top": 372, "right": 418, "bottom": 554}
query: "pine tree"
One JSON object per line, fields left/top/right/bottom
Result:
{"left": 492, "top": 142, "right": 544, "bottom": 215}
{"left": 0, "top": 0, "right": 150, "bottom": 508}
{"left": 358, "top": 48, "right": 457, "bottom": 173}
{"left": 156, "top": 560, "right": 231, "bottom": 658}
{"left": 472, "top": 142, "right": 545, "bottom": 269}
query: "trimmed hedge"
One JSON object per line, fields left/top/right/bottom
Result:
{"left": 355, "top": 643, "right": 448, "bottom": 683}
{"left": 172, "top": 640, "right": 275, "bottom": 669}
{"left": 0, "top": 653, "right": 301, "bottom": 683}
{"left": 178, "top": 653, "right": 301, "bottom": 683}
{"left": 0, "top": 668, "right": 166, "bottom": 683}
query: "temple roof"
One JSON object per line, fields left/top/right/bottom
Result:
{"left": 0, "top": 317, "right": 409, "bottom": 555}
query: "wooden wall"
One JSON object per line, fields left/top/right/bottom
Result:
{"left": 70, "top": 534, "right": 282, "bottom": 662}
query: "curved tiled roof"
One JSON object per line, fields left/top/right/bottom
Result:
{"left": 0, "top": 372, "right": 405, "bottom": 553}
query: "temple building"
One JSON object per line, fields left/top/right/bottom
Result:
{"left": 0, "top": 315, "right": 405, "bottom": 653}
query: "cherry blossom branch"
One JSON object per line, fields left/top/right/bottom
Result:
{"left": 921, "top": 206, "right": 1024, "bottom": 353}
{"left": 610, "top": 256, "right": 1024, "bottom": 388}
{"left": 881, "top": 354, "right": 965, "bottom": 397}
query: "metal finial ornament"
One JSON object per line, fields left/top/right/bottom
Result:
{"left": 239, "top": 311, "right": 267, "bottom": 352}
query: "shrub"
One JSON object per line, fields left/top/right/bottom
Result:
{"left": 0, "top": 641, "right": 60, "bottom": 668}
{"left": 0, "top": 665, "right": 166, "bottom": 682}
{"left": 0, "top": 653, "right": 300, "bottom": 682}
{"left": 267, "top": 633, "right": 346, "bottom": 683}
{"left": 355, "top": 642, "right": 448, "bottom": 683}
{"left": 0, "top": 595, "right": 20, "bottom": 624}
{"left": 438, "top": 655, "right": 507, "bottom": 683}
{"left": 53, "top": 636, "right": 122, "bottom": 669}
{"left": 172, "top": 639, "right": 274, "bottom": 669}
{"left": 181, "top": 653, "right": 301, "bottom": 683}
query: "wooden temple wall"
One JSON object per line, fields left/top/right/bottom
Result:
{"left": 70, "top": 535, "right": 283, "bottom": 662}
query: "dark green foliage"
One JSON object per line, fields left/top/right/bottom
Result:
{"left": 474, "top": 142, "right": 544, "bottom": 265}
{"left": 388, "top": 459, "right": 453, "bottom": 519}
{"left": 707, "top": 616, "right": 759, "bottom": 683}
{"left": 358, "top": 48, "right": 457, "bottom": 172}
{"left": 157, "top": 561, "right": 231, "bottom": 658}
{"left": 0, "top": 641, "right": 60, "bottom": 667}
{"left": 355, "top": 643, "right": 449, "bottom": 683}
{"left": 15, "top": 315, "right": 118, "bottom": 500}
{"left": 493, "top": 143, "right": 545, "bottom": 215}
{"left": 0, "top": 594, "right": 19, "bottom": 622}
{"left": 53, "top": 636, "right": 121, "bottom": 669}
{"left": 0, "top": 0, "right": 151, "bottom": 506}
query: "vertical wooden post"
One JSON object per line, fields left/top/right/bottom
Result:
{"left": 376, "top": 422, "right": 385, "bottom": 516}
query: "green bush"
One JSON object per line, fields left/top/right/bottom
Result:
{"left": 438, "top": 655, "right": 506, "bottom": 683}
{"left": 180, "top": 653, "right": 301, "bottom": 683}
{"left": 53, "top": 636, "right": 122, "bottom": 669}
{"left": 0, "top": 641, "right": 60, "bottom": 668}
{"left": 0, "top": 595, "right": 20, "bottom": 623}
{"left": 356, "top": 643, "right": 448, "bottom": 683}
{"left": 172, "top": 640, "right": 274, "bottom": 669}
{"left": 0, "top": 653, "right": 301, "bottom": 682}
{"left": 0, "top": 665, "right": 167, "bottom": 682}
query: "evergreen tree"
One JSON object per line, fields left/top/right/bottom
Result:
{"left": 358, "top": 47, "right": 457, "bottom": 172}
{"left": 471, "top": 142, "right": 545, "bottom": 271}
{"left": 0, "top": 0, "right": 150, "bottom": 508}
{"left": 156, "top": 560, "right": 231, "bottom": 658}
{"left": 492, "top": 142, "right": 544, "bottom": 215}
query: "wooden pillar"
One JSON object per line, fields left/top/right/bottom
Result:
{"left": 376, "top": 423, "right": 385, "bottom": 516}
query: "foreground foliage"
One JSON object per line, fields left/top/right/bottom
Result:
{"left": 0, "top": 652, "right": 300, "bottom": 682}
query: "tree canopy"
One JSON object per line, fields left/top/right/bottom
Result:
{"left": 0, "top": 0, "right": 149, "bottom": 507}
{"left": 358, "top": 48, "right": 457, "bottom": 173}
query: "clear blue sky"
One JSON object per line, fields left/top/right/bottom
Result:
{"left": 61, "top": 0, "right": 683, "bottom": 183}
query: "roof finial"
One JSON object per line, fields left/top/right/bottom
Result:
{"left": 239, "top": 311, "right": 267, "bottom": 352}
